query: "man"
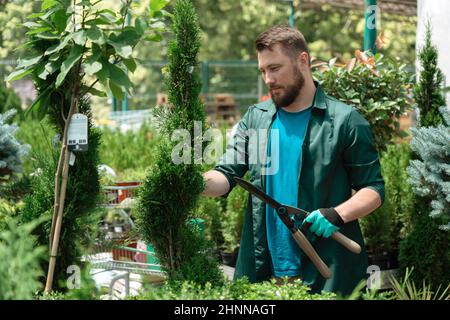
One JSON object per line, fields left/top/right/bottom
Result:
{"left": 202, "top": 25, "right": 384, "bottom": 296}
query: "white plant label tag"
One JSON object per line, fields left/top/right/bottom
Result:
{"left": 69, "top": 151, "right": 76, "bottom": 166}
{"left": 68, "top": 113, "right": 88, "bottom": 152}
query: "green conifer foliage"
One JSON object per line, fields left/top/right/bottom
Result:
{"left": 399, "top": 107, "right": 450, "bottom": 287}
{"left": 413, "top": 22, "right": 446, "bottom": 127}
{"left": 0, "top": 217, "right": 46, "bottom": 300}
{"left": 407, "top": 107, "right": 450, "bottom": 230}
{"left": 0, "top": 109, "right": 29, "bottom": 180}
{"left": 136, "top": 0, "right": 222, "bottom": 286}
{"left": 399, "top": 22, "right": 450, "bottom": 289}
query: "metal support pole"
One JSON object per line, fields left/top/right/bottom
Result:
{"left": 201, "top": 60, "right": 209, "bottom": 95}
{"left": 288, "top": 0, "right": 295, "bottom": 27}
{"left": 364, "top": 0, "right": 377, "bottom": 53}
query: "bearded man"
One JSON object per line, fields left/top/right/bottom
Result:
{"left": 202, "top": 25, "right": 385, "bottom": 296}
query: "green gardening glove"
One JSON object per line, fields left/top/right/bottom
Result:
{"left": 302, "top": 208, "right": 344, "bottom": 238}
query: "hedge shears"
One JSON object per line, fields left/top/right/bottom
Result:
{"left": 233, "top": 177, "right": 361, "bottom": 279}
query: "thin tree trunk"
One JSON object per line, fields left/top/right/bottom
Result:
{"left": 168, "top": 228, "right": 175, "bottom": 271}
{"left": 45, "top": 82, "right": 80, "bottom": 293}
{"left": 49, "top": 147, "right": 65, "bottom": 251}
{"left": 45, "top": 146, "right": 70, "bottom": 293}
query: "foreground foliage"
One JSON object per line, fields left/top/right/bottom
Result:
{"left": 136, "top": 277, "right": 337, "bottom": 300}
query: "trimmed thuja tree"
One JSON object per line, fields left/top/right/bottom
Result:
{"left": 413, "top": 22, "right": 446, "bottom": 127}
{"left": 136, "top": 0, "right": 223, "bottom": 286}
{"left": 399, "top": 22, "right": 450, "bottom": 290}
{"left": 7, "top": 0, "right": 167, "bottom": 292}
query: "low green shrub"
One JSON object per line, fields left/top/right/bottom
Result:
{"left": 136, "top": 277, "right": 336, "bottom": 300}
{"left": 360, "top": 142, "right": 414, "bottom": 255}
{"left": 398, "top": 210, "right": 450, "bottom": 291}
{"left": 196, "top": 196, "right": 225, "bottom": 253}
{"left": 314, "top": 53, "right": 412, "bottom": 153}
{"left": 0, "top": 217, "right": 46, "bottom": 300}
{"left": 222, "top": 185, "right": 247, "bottom": 252}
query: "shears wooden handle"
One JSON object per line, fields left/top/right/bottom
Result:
{"left": 291, "top": 228, "right": 332, "bottom": 279}
{"left": 330, "top": 231, "right": 361, "bottom": 254}
{"left": 288, "top": 206, "right": 361, "bottom": 254}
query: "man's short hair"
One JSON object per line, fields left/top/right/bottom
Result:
{"left": 255, "top": 25, "right": 310, "bottom": 63}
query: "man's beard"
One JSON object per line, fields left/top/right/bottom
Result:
{"left": 270, "top": 68, "right": 305, "bottom": 109}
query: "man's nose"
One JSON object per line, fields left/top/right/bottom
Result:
{"left": 264, "top": 72, "right": 275, "bottom": 86}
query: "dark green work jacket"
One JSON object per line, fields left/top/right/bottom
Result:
{"left": 214, "top": 83, "right": 385, "bottom": 296}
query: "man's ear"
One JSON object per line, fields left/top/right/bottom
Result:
{"left": 298, "top": 51, "right": 310, "bottom": 68}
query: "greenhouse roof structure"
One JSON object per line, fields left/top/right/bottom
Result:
{"left": 302, "top": 0, "right": 417, "bottom": 17}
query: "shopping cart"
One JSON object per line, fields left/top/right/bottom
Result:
{"left": 83, "top": 182, "right": 166, "bottom": 298}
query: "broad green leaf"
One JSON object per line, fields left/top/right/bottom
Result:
{"left": 45, "top": 34, "right": 72, "bottom": 56}
{"left": 49, "top": 53, "right": 60, "bottom": 61}
{"left": 76, "top": 0, "right": 91, "bottom": 6}
{"left": 35, "top": 32, "right": 60, "bottom": 40}
{"left": 73, "top": 30, "right": 87, "bottom": 46}
{"left": 55, "top": 45, "right": 84, "bottom": 87}
{"left": 17, "top": 54, "right": 43, "bottom": 69}
{"left": 36, "top": 64, "right": 48, "bottom": 80}
{"left": 41, "top": 6, "right": 60, "bottom": 21}
{"left": 150, "top": 0, "right": 170, "bottom": 15}
{"left": 111, "top": 29, "right": 141, "bottom": 46}
{"left": 84, "top": 61, "right": 102, "bottom": 76}
{"left": 108, "top": 41, "right": 132, "bottom": 59}
{"left": 6, "top": 68, "right": 34, "bottom": 82}
{"left": 86, "top": 25, "right": 105, "bottom": 45}
{"left": 37, "top": 61, "right": 60, "bottom": 80}
{"left": 26, "top": 27, "right": 52, "bottom": 36}
{"left": 123, "top": 58, "right": 137, "bottom": 73}
{"left": 87, "top": 17, "right": 112, "bottom": 25}
{"left": 82, "top": 85, "right": 107, "bottom": 97}
{"left": 27, "top": 12, "right": 44, "bottom": 19}
{"left": 135, "top": 17, "right": 147, "bottom": 36}
{"left": 99, "top": 12, "right": 118, "bottom": 24}
{"left": 97, "top": 9, "right": 118, "bottom": 16}
{"left": 108, "top": 80, "right": 125, "bottom": 100}
{"left": 23, "top": 21, "right": 42, "bottom": 29}
{"left": 106, "top": 63, "right": 132, "bottom": 89}
{"left": 52, "top": 9, "right": 69, "bottom": 33}
{"left": 95, "top": 61, "right": 110, "bottom": 85}
{"left": 42, "top": 0, "right": 58, "bottom": 10}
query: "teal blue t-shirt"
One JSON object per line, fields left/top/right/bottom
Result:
{"left": 266, "top": 106, "right": 312, "bottom": 277}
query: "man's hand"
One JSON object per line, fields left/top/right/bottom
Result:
{"left": 201, "top": 170, "right": 230, "bottom": 197}
{"left": 302, "top": 208, "right": 345, "bottom": 238}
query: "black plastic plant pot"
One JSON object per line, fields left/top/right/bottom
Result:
{"left": 221, "top": 247, "right": 239, "bottom": 267}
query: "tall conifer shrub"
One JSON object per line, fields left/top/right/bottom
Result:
{"left": 136, "top": 0, "right": 222, "bottom": 286}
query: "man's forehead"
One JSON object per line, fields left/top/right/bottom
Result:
{"left": 257, "top": 45, "right": 289, "bottom": 68}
